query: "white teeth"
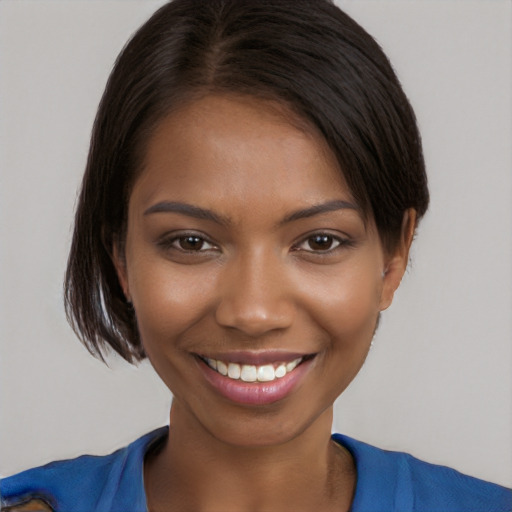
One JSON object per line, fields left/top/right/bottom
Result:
{"left": 205, "top": 356, "right": 305, "bottom": 382}
{"left": 217, "top": 360, "right": 228, "bottom": 376}
{"left": 241, "top": 365, "right": 258, "bottom": 382}
{"left": 286, "top": 358, "right": 301, "bottom": 372}
{"left": 257, "top": 364, "right": 275, "bottom": 382}
{"left": 274, "top": 364, "right": 286, "bottom": 378}
{"left": 227, "top": 363, "right": 241, "bottom": 379}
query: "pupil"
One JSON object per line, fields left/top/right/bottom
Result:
{"left": 181, "top": 236, "right": 203, "bottom": 250}
{"left": 310, "top": 235, "right": 331, "bottom": 250}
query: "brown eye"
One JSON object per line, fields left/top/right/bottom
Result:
{"left": 295, "top": 233, "right": 345, "bottom": 253}
{"left": 157, "top": 231, "right": 219, "bottom": 256}
{"left": 308, "top": 235, "right": 336, "bottom": 251}
{"left": 178, "top": 235, "right": 206, "bottom": 251}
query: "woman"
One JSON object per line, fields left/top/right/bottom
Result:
{"left": 1, "top": 0, "right": 510, "bottom": 510}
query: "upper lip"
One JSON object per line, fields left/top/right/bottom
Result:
{"left": 197, "top": 350, "right": 313, "bottom": 365}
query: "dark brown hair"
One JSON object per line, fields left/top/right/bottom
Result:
{"left": 65, "top": 0, "right": 429, "bottom": 363}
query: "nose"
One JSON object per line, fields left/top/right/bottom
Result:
{"left": 215, "top": 249, "right": 295, "bottom": 337}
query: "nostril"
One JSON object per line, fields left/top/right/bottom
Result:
{"left": 215, "top": 300, "right": 294, "bottom": 336}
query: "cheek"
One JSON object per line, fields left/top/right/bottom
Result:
{"left": 297, "top": 260, "right": 383, "bottom": 343}
{"left": 128, "top": 258, "right": 220, "bottom": 348}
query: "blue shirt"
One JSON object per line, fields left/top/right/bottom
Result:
{"left": 1, "top": 427, "right": 510, "bottom": 511}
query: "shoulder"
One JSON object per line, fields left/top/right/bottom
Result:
{"left": 333, "top": 433, "right": 512, "bottom": 512}
{"left": 404, "top": 452, "right": 511, "bottom": 510}
{"left": 0, "top": 427, "right": 167, "bottom": 512}
{"left": 1, "top": 449, "right": 128, "bottom": 511}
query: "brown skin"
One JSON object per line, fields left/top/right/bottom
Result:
{"left": 114, "top": 95, "right": 416, "bottom": 511}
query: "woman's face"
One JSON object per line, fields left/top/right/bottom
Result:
{"left": 115, "top": 95, "right": 407, "bottom": 447}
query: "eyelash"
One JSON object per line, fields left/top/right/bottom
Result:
{"left": 157, "top": 232, "right": 219, "bottom": 253}
{"left": 157, "top": 231, "right": 352, "bottom": 256}
{"left": 292, "top": 233, "right": 351, "bottom": 254}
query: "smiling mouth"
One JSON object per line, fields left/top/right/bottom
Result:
{"left": 198, "top": 355, "right": 315, "bottom": 383}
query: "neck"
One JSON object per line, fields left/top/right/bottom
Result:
{"left": 144, "top": 401, "right": 355, "bottom": 512}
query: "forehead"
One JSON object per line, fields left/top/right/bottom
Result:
{"left": 132, "top": 94, "right": 354, "bottom": 216}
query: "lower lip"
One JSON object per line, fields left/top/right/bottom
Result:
{"left": 197, "top": 357, "right": 314, "bottom": 406}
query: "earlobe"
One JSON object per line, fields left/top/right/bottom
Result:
{"left": 379, "top": 209, "right": 417, "bottom": 311}
{"left": 112, "top": 242, "right": 131, "bottom": 303}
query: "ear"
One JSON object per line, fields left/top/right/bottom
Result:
{"left": 112, "top": 241, "right": 131, "bottom": 303}
{"left": 379, "top": 209, "right": 417, "bottom": 311}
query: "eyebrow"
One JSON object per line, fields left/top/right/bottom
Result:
{"left": 280, "top": 199, "right": 360, "bottom": 225}
{"left": 144, "top": 199, "right": 359, "bottom": 226}
{"left": 144, "top": 201, "right": 229, "bottom": 225}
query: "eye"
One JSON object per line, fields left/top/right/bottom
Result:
{"left": 175, "top": 235, "right": 215, "bottom": 252}
{"left": 158, "top": 232, "right": 218, "bottom": 253}
{"left": 294, "top": 233, "right": 347, "bottom": 253}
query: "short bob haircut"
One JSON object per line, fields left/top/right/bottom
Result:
{"left": 65, "top": 0, "right": 429, "bottom": 363}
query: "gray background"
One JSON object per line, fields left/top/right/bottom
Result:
{"left": 1, "top": 0, "right": 511, "bottom": 486}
